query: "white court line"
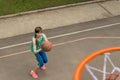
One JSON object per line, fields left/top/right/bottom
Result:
{"left": 0, "top": 22, "right": 120, "bottom": 50}
{"left": 1, "top": 36, "right": 120, "bottom": 59}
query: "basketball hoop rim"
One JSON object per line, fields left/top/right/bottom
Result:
{"left": 73, "top": 47, "right": 120, "bottom": 80}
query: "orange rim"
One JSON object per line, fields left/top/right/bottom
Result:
{"left": 73, "top": 47, "right": 120, "bottom": 80}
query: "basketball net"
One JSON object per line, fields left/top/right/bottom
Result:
{"left": 85, "top": 53, "right": 120, "bottom": 80}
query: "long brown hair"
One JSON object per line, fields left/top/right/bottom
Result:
{"left": 34, "top": 26, "right": 43, "bottom": 46}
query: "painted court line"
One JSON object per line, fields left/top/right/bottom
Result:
{"left": 0, "top": 36, "right": 120, "bottom": 59}
{"left": 0, "top": 22, "right": 120, "bottom": 50}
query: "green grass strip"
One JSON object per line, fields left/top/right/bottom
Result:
{"left": 0, "top": 0, "right": 92, "bottom": 16}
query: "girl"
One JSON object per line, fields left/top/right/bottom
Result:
{"left": 30, "top": 26, "right": 48, "bottom": 78}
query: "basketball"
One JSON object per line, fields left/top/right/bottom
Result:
{"left": 41, "top": 41, "right": 52, "bottom": 52}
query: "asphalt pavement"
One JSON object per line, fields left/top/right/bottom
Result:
{"left": 0, "top": 15, "right": 120, "bottom": 80}
{"left": 0, "top": 1, "right": 120, "bottom": 80}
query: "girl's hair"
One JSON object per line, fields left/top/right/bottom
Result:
{"left": 35, "top": 26, "right": 43, "bottom": 34}
{"left": 34, "top": 26, "right": 43, "bottom": 46}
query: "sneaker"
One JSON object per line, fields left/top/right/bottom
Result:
{"left": 40, "top": 65, "right": 46, "bottom": 70}
{"left": 30, "top": 70, "right": 38, "bottom": 79}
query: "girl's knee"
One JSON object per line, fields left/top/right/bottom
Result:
{"left": 44, "top": 59, "right": 48, "bottom": 63}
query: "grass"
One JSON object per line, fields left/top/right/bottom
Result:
{"left": 0, "top": 0, "right": 92, "bottom": 16}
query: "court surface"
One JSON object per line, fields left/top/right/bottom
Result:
{"left": 0, "top": 15, "right": 120, "bottom": 80}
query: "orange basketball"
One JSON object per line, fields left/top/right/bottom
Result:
{"left": 41, "top": 41, "right": 52, "bottom": 52}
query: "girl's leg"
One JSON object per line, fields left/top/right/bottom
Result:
{"left": 38, "top": 50, "right": 48, "bottom": 70}
{"left": 39, "top": 50, "right": 48, "bottom": 64}
{"left": 34, "top": 65, "right": 39, "bottom": 73}
{"left": 35, "top": 53, "right": 44, "bottom": 67}
{"left": 30, "top": 65, "right": 39, "bottom": 79}
{"left": 30, "top": 51, "right": 47, "bottom": 78}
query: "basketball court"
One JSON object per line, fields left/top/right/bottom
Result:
{"left": 0, "top": 15, "right": 120, "bottom": 80}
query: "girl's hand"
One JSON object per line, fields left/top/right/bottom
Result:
{"left": 34, "top": 48, "right": 42, "bottom": 54}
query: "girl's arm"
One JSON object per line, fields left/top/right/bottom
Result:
{"left": 43, "top": 33, "right": 48, "bottom": 41}
{"left": 32, "top": 38, "right": 41, "bottom": 54}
